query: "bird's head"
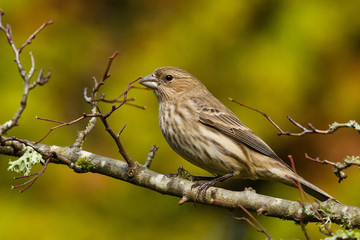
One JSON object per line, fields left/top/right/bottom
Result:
{"left": 139, "top": 67, "right": 206, "bottom": 101}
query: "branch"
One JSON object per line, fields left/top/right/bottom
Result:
{"left": 306, "top": 154, "right": 360, "bottom": 183}
{"left": 0, "top": 10, "right": 52, "bottom": 135}
{"left": 144, "top": 145, "right": 159, "bottom": 168}
{"left": 35, "top": 50, "right": 143, "bottom": 169}
{"left": 287, "top": 155, "right": 334, "bottom": 236}
{"left": 229, "top": 98, "right": 360, "bottom": 136}
{"left": 12, "top": 156, "right": 51, "bottom": 192}
{"left": 1, "top": 140, "right": 359, "bottom": 229}
{"left": 214, "top": 199, "right": 273, "bottom": 239}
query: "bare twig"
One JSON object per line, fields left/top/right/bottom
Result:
{"left": 213, "top": 199, "right": 273, "bottom": 240}
{"left": 286, "top": 155, "right": 307, "bottom": 202}
{"left": 305, "top": 154, "right": 360, "bottom": 183}
{"left": 88, "top": 51, "right": 120, "bottom": 104}
{"left": 0, "top": 10, "right": 52, "bottom": 135}
{"left": 229, "top": 98, "right": 360, "bottom": 136}
{"left": 297, "top": 214, "right": 311, "bottom": 240}
{"left": 97, "top": 108, "right": 136, "bottom": 169}
{"left": 29, "top": 69, "right": 52, "bottom": 90}
{"left": 144, "top": 145, "right": 159, "bottom": 168}
{"left": 124, "top": 102, "right": 147, "bottom": 110}
{"left": 35, "top": 113, "right": 100, "bottom": 144}
{"left": 35, "top": 49, "right": 142, "bottom": 169}
{"left": 286, "top": 155, "right": 334, "bottom": 236}
{"left": 71, "top": 51, "right": 120, "bottom": 147}
{"left": 102, "top": 77, "right": 142, "bottom": 119}
{"left": 229, "top": 98, "right": 285, "bottom": 134}
{"left": 99, "top": 86, "right": 148, "bottom": 103}
{"left": 18, "top": 20, "right": 54, "bottom": 53}
{"left": 71, "top": 107, "right": 97, "bottom": 148}
{"left": 12, "top": 157, "right": 51, "bottom": 193}
{"left": 178, "top": 195, "right": 190, "bottom": 205}
{"left": 282, "top": 118, "right": 360, "bottom": 136}
{"left": 285, "top": 155, "right": 313, "bottom": 238}
{"left": 1, "top": 137, "right": 63, "bottom": 192}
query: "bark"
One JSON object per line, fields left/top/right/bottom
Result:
{"left": 1, "top": 139, "right": 359, "bottom": 229}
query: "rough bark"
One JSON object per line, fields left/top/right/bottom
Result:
{"left": 1, "top": 139, "right": 359, "bottom": 229}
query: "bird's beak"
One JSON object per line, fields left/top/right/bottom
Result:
{"left": 139, "top": 74, "right": 158, "bottom": 89}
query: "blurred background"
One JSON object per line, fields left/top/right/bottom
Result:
{"left": 1, "top": 0, "right": 360, "bottom": 239}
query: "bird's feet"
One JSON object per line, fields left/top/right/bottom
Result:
{"left": 192, "top": 173, "right": 235, "bottom": 202}
{"left": 166, "top": 167, "right": 234, "bottom": 203}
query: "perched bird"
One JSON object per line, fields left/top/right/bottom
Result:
{"left": 139, "top": 66, "right": 334, "bottom": 201}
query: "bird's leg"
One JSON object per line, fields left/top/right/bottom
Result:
{"left": 192, "top": 173, "right": 235, "bottom": 202}
{"left": 166, "top": 166, "right": 217, "bottom": 182}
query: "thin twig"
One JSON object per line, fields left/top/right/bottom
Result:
{"left": 71, "top": 106, "right": 97, "bottom": 148}
{"left": 29, "top": 69, "right": 51, "bottom": 90}
{"left": 92, "top": 51, "right": 119, "bottom": 97}
{"left": 35, "top": 113, "right": 100, "bottom": 144}
{"left": 18, "top": 19, "right": 53, "bottom": 53}
{"left": 286, "top": 155, "right": 307, "bottom": 202}
{"left": 103, "top": 77, "right": 142, "bottom": 119}
{"left": 0, "top": 10, "right": 52, "bottom": 135}
{"left": 286, "top": 155, "right": 334, "bottom": 236}
{"left": 1, "top": 137, "right": 69, "bottom": 192}
{"left": 35, "top": 49, "right": 141, "bottom": 169}
{"left": 284, "top": 156, "right": 313, "bottom": 238}
{"left": 229, "top": 98, "right": 360, "bottom": 136}
{"left": 97, "top": 108, "right": 136, "bottom": 169}
{"left": 71, "top": 49, "right": 119, "bottom": 148}
{"left": 305, "top": 153, "right": 360, "bottom": 183}
{"left": 213, "top": 199, "right": 273, "bottom": 240}
{"left": 99, "top": 86, "right": 148, "bottom": 103}
{"left": 12, "top": 157, "right": 51, "bottom": 193}
{"left": 144, "top": 145, "right": 159, "bottom": 168}
{"left": 125, "top": 102, "right": 147, "bottom": 110}
{"left": 297, "top": 214, "right": 311, "bottom": 240}
{"left": 229, "top": 98, "right": 286, "bottom": 134}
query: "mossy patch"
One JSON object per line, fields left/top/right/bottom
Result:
{"left": 75, "top": 157, "right": 93, "bottom": 172}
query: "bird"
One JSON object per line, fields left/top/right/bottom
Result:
{"left": 139, "top": 66, "right": 335, "bottom": 202}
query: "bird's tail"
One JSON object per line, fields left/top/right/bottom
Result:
{"left": 285, "top": 172, "right": 336, "bottom": 202}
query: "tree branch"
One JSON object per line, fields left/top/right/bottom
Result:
{"left": 229, "top": 98, "right": 360, "bottom": 136}
{"left": 1, "top": 140, "right": 359, "bottom": 228}
{"left": 305, "top": 154, "right": 360, "bottom": 183}
{"left": 0, "top": 10, "right": 52, "bottom": 135}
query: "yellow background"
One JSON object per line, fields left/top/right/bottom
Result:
{"left": 1, "top": 1, "right": 360, "bottom": 239}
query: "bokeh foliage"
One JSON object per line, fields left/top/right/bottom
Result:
{"left": 1, "top": 0, "right": 360, "bottom": 239}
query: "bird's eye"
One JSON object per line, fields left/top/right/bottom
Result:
{"left": 165, "top": 75, "right": 173, "bottom": 81}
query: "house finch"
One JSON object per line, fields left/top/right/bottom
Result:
{"left": 139, "top": 66, "right": 334, "bottom": 201}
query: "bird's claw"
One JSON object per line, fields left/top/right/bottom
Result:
{"left": 192, "top": 181, "right": 216, "bottom": 201}
{"left": 191, "top": 172, "right": 235, "bottom": 203}
{"left": 167, "top": 168, "right": 234, "bottom": 204}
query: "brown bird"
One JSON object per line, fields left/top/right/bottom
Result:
{"left": 139, "top": 66, "right": 334, "bottom": 201}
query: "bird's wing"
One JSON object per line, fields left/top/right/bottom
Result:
{"left": 198, "top": 106, "right": 287, "bottom": 164}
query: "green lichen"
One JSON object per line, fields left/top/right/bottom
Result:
{"left": 8, "top": 146, "right": 44, "bottom": 175}
{"left": 317, "top": 204, "right": 332, "bottom": 217}
{"left": 344, "top": 155, "right": 360, "bottom": 165}
{"left": 324, "top": 229, "right": 360, "bottom": 240}
{"left": 339, "top": 214, "right": 353, "bottom": 230}
{"left": 304, "top": 205, "right": 319, "bottom": 219}
{"left": 75, "top": 157, "right": 93, "bottom": 172}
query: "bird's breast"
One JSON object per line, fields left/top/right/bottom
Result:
{"left": 157, "top": 101, "right": 257, "bottom": 178}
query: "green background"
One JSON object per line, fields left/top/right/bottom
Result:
{"left": 1, "top": 1, "right": 360, "bottom": 239}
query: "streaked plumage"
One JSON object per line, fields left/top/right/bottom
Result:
{"left": 140, "top": 66, "right": 334, "bottom": 201}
